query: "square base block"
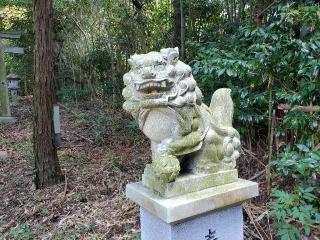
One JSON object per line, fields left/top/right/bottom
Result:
{"left": 0, "top": 116, "right": 16, "bottom": 123}
{"left": 142, "top": 169, "right": 238, "bottom": 198}
{"left": 141, "top": 204, "right": 243, "bottom": 240}
{"left": 126, "top": 179, "right": 259, "bottom": 223}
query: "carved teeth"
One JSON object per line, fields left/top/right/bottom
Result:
{"left": 135, "top": 80, "right": 168, "bottom": 92}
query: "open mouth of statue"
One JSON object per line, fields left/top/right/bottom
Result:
{"left": 134, "top": 79, "right": 171, "bottom": 94}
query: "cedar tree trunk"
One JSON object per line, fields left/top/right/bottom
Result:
{"left": 33, "top": 0, "right": 63, "bottom": 188}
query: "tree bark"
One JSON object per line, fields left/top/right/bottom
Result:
{"left": 255, "top": 0, "right": 265, "bottom": 27}
{"left": 33, "top": 0, "right": 63, "bottom": 188}
{"left": 180, "top": 0, "right": 185, "bottom": 60}
{"left": 172, "top": 0, "right": 185, "bottom": 59}
{"left": 172, "top": 0, "right": 181, "bottom": 48}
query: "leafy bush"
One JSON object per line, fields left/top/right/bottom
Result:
{"left": 189, "top": 4, "right": 320, "bottom": 138}
{"left": 270, "top": 146, "right": 320, "bottom": 239}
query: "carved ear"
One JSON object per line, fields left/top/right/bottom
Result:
{"left": 128, "top": 58, "right": 134, "bottom": 67}
{"left": 168, "top": 48, "right": 179, "bottom": 63}
{"left": 160, "top": 48, "right": 169, "bottom": 60}
{"left": 128, "top": 54, "right": 140, "bottom": 68}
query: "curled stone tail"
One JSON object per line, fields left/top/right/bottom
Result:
{"left": 209, "top": 88, "right": 234, "bottom": 128}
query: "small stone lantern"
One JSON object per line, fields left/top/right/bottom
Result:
{"left": 7, "top": 73, "right": 20, "bottom": 95}
{"left": 7, "top": 73, "right": 20, "bottom": 104}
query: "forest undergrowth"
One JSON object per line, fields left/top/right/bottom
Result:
{"left": 0, "top": 97, "right": 271, "bottom": 240}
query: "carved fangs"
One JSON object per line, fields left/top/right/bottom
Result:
{"left": 135, "top": 79, "right": 170, "bottom": 93}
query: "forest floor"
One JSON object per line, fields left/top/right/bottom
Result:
{"left": 0, "top": 97, "right": 272, "bottom": 240}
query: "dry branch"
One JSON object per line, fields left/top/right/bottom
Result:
{"left": 278, "top": 103, "right": 320, "bottom": 113}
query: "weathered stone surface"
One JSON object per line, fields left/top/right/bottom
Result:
{"left": 4, "top": 46, "right": 24, "bottom": 54}
{"left": 142, "top": 169, "right": 238, "bottom": 198}
{"left": 126, "top": 179, "right": 259, "bottom": 223}
{"left": 0, "top": 151, "right": 7, "bottom": 161}
{"left": 0, "top": 31, "right": 24, "bottom": 39}
{"left": 140, "top": 205, "right": 243, "bottom": 240}
{"left": 0, "top": 116, "right": 16, "bottom": 123}
{"left": 0, "top": 40, "right": 12, "bottom": 118}
{"left": 122, "top": 48, "right": 241, "bottom": 192}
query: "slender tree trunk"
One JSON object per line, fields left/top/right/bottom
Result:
{"left": 180, "top": 0, "right": 185, "bottom": 60}
{"left": 266, "top": 75, "right": 274, "bottom": 195}
{"left": 225, "top": 0, "right": 232, "bottom": 23}
{"left": 172, "top": 0, "right": 181, "bottom": 48}
{"left": 255, "top": 0, "right": 265, "bottom": 27}
{"left": 33, "top": 0, "right": 63, "bottom": 188}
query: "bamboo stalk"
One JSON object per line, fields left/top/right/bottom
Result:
{"left": 267, "top": 109, "right": 276, "bottom": 195}
{"left": 266, "top": 75, "right": 274, "bottom": 196}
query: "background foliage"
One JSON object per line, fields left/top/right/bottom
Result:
{"left": 1, "top": 0, "right": 319, "bottom": 239}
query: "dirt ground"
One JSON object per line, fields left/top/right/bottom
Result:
{"left": 0, "top": 97, "right": 270, "bottom": 240}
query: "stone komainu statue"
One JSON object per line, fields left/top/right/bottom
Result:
{"left": 122, "top": 48, "right": 240, "bottom": 184}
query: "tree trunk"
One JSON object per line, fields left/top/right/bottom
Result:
{"left": 172, "top": 0, "right": 181, "bottom": 48}
{"left": 33, "top": 0, "right": 63, "bottom": 188}
{"left": 255, "top": 0, "right": 265, "bottom": 27}
{"left": 266, "top": 75, "right": 274, "bottom": 195}
{"left": 180, "top": 0, "right": 185, "bottom": 60}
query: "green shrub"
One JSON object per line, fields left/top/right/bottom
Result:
{"left": 189, "top": 4, "right": 320, "bottom": 138}
{"left": 270, "top": 146, "right": 320, "bottom": 239}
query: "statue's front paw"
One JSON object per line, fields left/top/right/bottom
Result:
{"left": 152, "top": 155, "right": 180, "bottom": 183}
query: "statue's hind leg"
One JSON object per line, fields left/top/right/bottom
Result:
{"left": 188, "top": 129, "right": 224, "bottom": 174}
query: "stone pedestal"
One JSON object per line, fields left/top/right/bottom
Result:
{"left": 141, "top": 205, "right": 243, "bottom": 240}
{"left": 126, "top": 179, "right": 259, "bottom": 240}
{"left": 0, "top": 40, "right": 13, "bottom": 121}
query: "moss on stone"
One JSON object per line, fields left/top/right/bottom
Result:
{"left": 142, "top": 169, "right": 238, "bottom": 198}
